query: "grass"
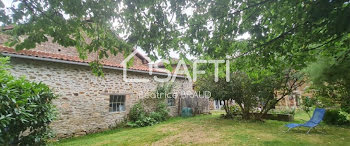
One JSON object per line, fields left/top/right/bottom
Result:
{"left": 51, "top": 110, "right": 350, "bottom": 146}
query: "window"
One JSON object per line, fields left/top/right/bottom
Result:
{"left": 109, "top": 95, "right": 125, "bottom": 112}
{"left": 167, "top": 97, "right": 175, "bottom": 106}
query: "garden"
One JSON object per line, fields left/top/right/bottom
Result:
{"left": 51, "top": 110, "right": 350, "bottom": 146}
{"left": 1, "top": 0, "right": 350, "bottom": 145}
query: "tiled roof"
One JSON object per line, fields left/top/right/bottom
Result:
{"left": 0, "top": 45, "right": 165, "bottom": 73}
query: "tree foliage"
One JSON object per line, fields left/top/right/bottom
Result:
{"left": 1, "top": 0, "right": 349, "bottom": 83}
{"left": 196, "top": 66, "right": 303, "bottom": 120}
{"left": 305, "top": 51, "right": 350, "bottom": 113}
{"left": 1, "top": 0, "right": 349, "bottom": 62}
{"left": 0, "top": 57, "right": 57, "bottom": 145}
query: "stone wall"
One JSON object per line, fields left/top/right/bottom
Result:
{"left": 275, "top": 83, "right": 311, "bottom": 109}
{"left": 8, "top": 57, "right": 193, "bottom": 138}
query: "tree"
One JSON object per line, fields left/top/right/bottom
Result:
{"left": 195, "top": 73, "right": 257, "bottom": 119}
{"left": 230, "top": 72, "right": 259, "bottom": 120}
{"left": 1, "top": 1, "right": 349, "bottom": 62}
{"left": 305, "top": 52, "right": 350, "bottom": 113}
{"left": 230, "top": 50, "right": 305, "bottom": 120}
{"left": 196, "top": 59, "right": 304, "bottom": 120}
{"left": 254, "top": 69, "right": 304, "bottom": 120}
{"left": 0, "top": 57, "right": 57, "bottom": 145}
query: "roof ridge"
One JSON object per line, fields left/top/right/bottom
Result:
{"left": 0, "top": 45, "right": 167, "bottom": 73}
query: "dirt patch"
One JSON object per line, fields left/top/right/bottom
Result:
{"left": 152, "top": 122, "right": 221, "bottom": 145}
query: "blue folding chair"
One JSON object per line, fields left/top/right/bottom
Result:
{"left": 285, "top": 108, "right": 326, "bottom": 134}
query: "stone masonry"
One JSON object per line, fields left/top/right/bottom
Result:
{"left": 8, "top": 58, "right": 193, "bottom": 138}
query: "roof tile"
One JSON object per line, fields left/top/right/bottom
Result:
{"left": 0, "top": 45, "right": 165, "bottom": 73}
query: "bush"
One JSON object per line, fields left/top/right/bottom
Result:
{"left": 128, "top": 102, "right": 146, "bottom": 122}
{"left": 128, "top": 113, "right": 159, "bottom": 128}
{"left": 127, "top": 101, "right": 169, "bottom": 127}
{"left": 127, "top": 83, "right": 172, "bottom": 127}
{"left": 229, "top": 105, "right": 241, "bottom": 114}
{"left": 323, "top": 109, "right": 350, "bottom": 125}
{"left": 285, "top": 108, "right": 296, "bottom": 116}
{"left": 155, "top": 102, "right": 169, "bottom": 121}
{"left": 301, "top": 96, "right": 316, "bottom": 117}
{"left": 0, "top": 57, "right": 57, "bottom": 145}
{"left": 149, "top": 112, "right": 163, "bottom": 122}
{"left": 135, "top": 116, "right": 158, "bottom": 127}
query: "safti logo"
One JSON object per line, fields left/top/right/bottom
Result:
{"left": 121, "top": 50, "right": 152, "bottom": 83}
{"left": 121, "top": 50, "right": 231, "bottom": 83}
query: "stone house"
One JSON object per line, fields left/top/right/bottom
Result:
{"left": 275, "top": 83, "right": 313, "bottom": 109}
{"left": 208, "top": 83, "right": 312, "bottom": 110}
{"left": 0, "top": 34, "right": 194, "bottom": 138}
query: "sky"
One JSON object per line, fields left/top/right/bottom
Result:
{"left": 2, "top": 0, "right": 12, "bottom": 7}
{"left": 1, "top": 0, "right": 250, "bottom": 61}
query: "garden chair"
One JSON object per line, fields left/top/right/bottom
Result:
{"left": 285, "top": 108, "right": 326, "bottom": 134}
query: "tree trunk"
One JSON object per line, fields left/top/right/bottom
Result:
{"left": 257, "top": 96, "right": 284, "bottom": 120}
{"left": 242, "top": 109, "right": 250, "bottom": 120}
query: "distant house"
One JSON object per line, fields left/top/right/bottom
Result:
{"left": 208, "top": 84, "right": 310, "bottom": 110}
{"left": 0, "top": 33, "right": 197, "bottom": 138}
{"left": 275, "top": 83, "right": 312, "bottom": 109}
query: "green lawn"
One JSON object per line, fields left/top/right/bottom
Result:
{"left": 52, "top": 111, "right": 350, "bottom": 146}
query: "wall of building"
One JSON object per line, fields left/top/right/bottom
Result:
{"left": 275, "top": 83, "right": 312, "bottom": 109}
{"left": 8, "top": 58, "right": 193, "bottom": 138}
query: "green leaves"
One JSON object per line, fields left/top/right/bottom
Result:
{"left": 305, "top": 39, "right": 350, "bottom": 113}
{"left": 0, "top": 57, "right": 57, "bottom": 145}
{"left": 1, "top": 0, "right": 349, "bottom": 82}
{"left": 89, "top": 60, "right": 104, "bottom": 77}
{"left": 2, "top": 0, "right": 347, "bottom": 61}
{"left": 127, "top": 100, "right": 169, "bottom": 127}
{"left": 301, "top": 96, "right": 316, "bottom": 118}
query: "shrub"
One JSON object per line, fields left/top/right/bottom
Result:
{"left": 135, "top": 116, "right": 158, "bottom": 127}
{"left": 127, "top": 83, "right": 172, "bottom": 127}
{"left": 127, "top": 101, "right": 169, "bottom": 127}
{"left": 285, "top": 108, "right": 296, "bottom": 116}
{"left": 229, "top": 105, "right": 241, "bottom": 114}
{"left": 155, "top": 102, "right": 169, "bottom": 121}
{"left": 0, "top": 57, "right": 57, "bottom": 145}
{"left": 149, "top": 112, "right": 162, "bottom": 122}
{"left": 301, "top": 96, "right": 316, "bottom": 118}
{"left": 128, "top": 102, "right": 146, "bottom": 122}
{"left": 128, "top": 113, "right": 159, "bottom": 128}
{"left": 323, "top": 109, "right": 349, "bottom": 125}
